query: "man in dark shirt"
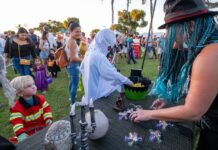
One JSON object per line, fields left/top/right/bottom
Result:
{"left": 29, "top": 29, "right": 39, "bottom": 56}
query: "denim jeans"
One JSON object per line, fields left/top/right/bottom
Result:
{"left": 12, "top": 56, "right": 31, "bottom": 76}
{"left": 127, "top": 48, "right": 137, "bottom": 64}
{"left": 40, "top": 49, "right": 49, "bottom": 60}
{"left": 67, "top": 62, "right": 80, "bottom": 104}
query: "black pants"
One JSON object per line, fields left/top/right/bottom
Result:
{"left": 152, "top": 46, "right": 157, "bottom": 59}
{"left": 197, "top": 130, "right": 218, "bottom": 150}
{"left": 127, "top": 49, "right": 136, "bottom": 64}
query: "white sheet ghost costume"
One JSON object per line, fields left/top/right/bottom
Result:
{"left": 80, "top": 29, "right": 132, "bottom": 103}
{"left": 0, "top": 55, "right": 16, "bottom": 107}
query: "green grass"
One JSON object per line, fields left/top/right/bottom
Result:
{"left": 116, "top": 57, "right": 159, "bottom": 80}
{"left": 0, "top": 57, "right": 158, "bottom": 139}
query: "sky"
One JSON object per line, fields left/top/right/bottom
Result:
{"left": 0, "top": 0, "right": 165, "bottom": 36}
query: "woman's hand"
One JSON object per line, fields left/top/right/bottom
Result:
{"left": 129, "top": 109, "right": 152, "bottom": 122}
{"left": 151, "top": 99, "right": 166, "bottom": 109}
{"left": 46, "top": 72, "right": 51, "bottom": 77}
{"left": 4, "top": 57, "right": 9, "bottom": 65}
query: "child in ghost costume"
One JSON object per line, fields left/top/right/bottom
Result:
{"left": 0, "top": 55, "right": 16, "bottom": 107}
{"left": 80, "top": 29, "right": 133, "bottom": 104}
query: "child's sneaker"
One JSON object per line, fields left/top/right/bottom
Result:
{"left": 9, "top": 136, "right": 18, "bottom": 144}
{"left": 42, "top": 91, "right": 47, "bottom": 94}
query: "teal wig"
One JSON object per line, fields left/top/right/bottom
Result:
{"left": 149, "top": 15, "right": 218, "bottom": 103}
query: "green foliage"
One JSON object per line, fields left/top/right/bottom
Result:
{"left": 34, "top": 17, "right": 80, "bottom": 33}
{"left": 34, "top": 20, "right": 64, "bottom": 33}
{"left": 110, "top": 24, "right": 128, "bottom": 33}
{"left": 16, "top": 24, "right": 23, "bottom": 29}
{"left": 90, "top": 29, "right": 100, "bottom": 38}
{"left": 118, "top": 9, "right": 147, "bottom": 33}
{"left": 63, "top": 17, "right": 80, "bottom": 29}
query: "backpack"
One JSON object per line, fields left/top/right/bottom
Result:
{"left": 54, "top": 45, "right": 69, "bottom": 68}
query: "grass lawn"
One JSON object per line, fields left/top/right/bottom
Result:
{"left": 0, "top": 57, "right": 159, "bottom": 139}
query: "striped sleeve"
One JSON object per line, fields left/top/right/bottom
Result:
{"left": 9, "top": 110, "right": 25, "bottom": 136}
{"left": 40, "top": 96, "right": 53, "bottom": 121}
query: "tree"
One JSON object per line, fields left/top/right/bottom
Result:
{"left": 63, "top": 17, "right": 80, "bottom": 29}
{"left": 111, "top": 0, "right": 115, "bottom": 25}
{"left": 90, "top": 29, "right": 100, "bottom": 39}
{"left": 102, "top": 0, "right": 146, "bottom": 26}
{"left": 16, "top": 24, "right": 22, "bottom": 29}
{"left": 127, "top": 0, "right": 130, "bottom": 23}
{"left": 149, "top": 0, "right": 154, "bottom": 37}
{"left": 48, "top": 20, "right": 65, "bottom": 33}
{"left": 34, "top": 20, "right": 64, "bottom": 33}
{"left": 110, "top": 24, "right": 128, "bottom": 33}
{"left": 118, "top": 9, "right": 147, "bottom": 33}
{"left": 126, "top": 0, "right": 146, "bottom": 24}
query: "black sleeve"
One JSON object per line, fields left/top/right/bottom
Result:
{"left": 30, "top": 44, "right": 36, "bottom": 58}
{"left": 28, "top": 38, "right": 36, "bottom": 58}
{"left": 4, "top": 38, "right": 10, "bottom": 54}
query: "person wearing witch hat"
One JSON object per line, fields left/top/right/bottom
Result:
{"left": 129, "top": 0, "right": 218, "bottom": 149}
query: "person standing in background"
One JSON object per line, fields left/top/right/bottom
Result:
{"left": 29, "top": 29, "right": 39, "bottom": 56}
{"left": 39, "top": 31, "right": 50, "bottom": 65}
{"left": 157, "top": 33, "right": 166, "bottom": 60}
{"left": 66, "top": 22, "right": 83, "bottom": 104}
{"left": 4, "top": 27, "right": 36, "bottom": 76}
{"left": 43, "top": 26, "right": 57, "bottom": 49}
{"left": 56, "top": 33, "right": 64, "bottom": 49}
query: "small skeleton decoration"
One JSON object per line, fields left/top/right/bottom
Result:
{"left": 118, "top": 104, "right": 143, "bottom": 121}
{"left": 124, "top": 132, "right": 143, "bottom": 146}
{"left": 118, "top": 108, "right": 134, "bottom": 120}
{"left": 156, "top": 120, "right": 174, "bottom": 131}
{"left": 149, "top": 129, "right": 162, "bottom": 143}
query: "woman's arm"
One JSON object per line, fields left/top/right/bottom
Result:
{"left": 39, "top": 39, "right": 45, "bottom": 51}
{"left": 131, "top": 43, "right": 218, "bottom": 122}
{"left": 68, "top": 39, "right": 82, "bottom": 62}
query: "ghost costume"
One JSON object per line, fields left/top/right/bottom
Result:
{"left": 80, "top": 29, "right": 132, "bottom": 103}
{"left": 0, "top": 55, "right": 16, "bottom": 107}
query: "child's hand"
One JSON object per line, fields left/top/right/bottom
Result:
{"left": 17, "top": 133, "right": 28, "bottom": 142}
{"left": 46, "top": 72, "right": 51, "bottom": 77}
{"left": 46, "top": 119, "right": 52, "bottom": 125}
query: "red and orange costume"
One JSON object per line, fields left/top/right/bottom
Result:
{"left": 9, "top": 94, "right": 53, "bottom": 137}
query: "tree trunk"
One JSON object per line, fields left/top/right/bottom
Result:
{"left": 150, "top": 0, "right": 153, "bottom": 38}
{"left": 111, "top": 0, "right": 114, "bottom": 25}
{"left": 127, "top": 0, "right": 130, "bottom": 32}
{"left": 127, "top": 0, "right": 130, "bottom": 14}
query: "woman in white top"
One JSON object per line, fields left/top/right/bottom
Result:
{"left": 67, "top": 22, "right": 83, "bottom": 104}
{"left": 39, "top": 31, "right": 50, "bottom": 64}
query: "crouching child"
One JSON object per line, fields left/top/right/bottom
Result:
{"left": 9, "top": 75, "right": 53, "bottom": 143}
